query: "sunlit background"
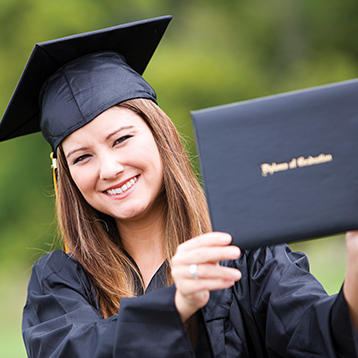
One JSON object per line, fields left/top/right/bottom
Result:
{"left": 1, "top": 0, "right": 357, "bottom": 356}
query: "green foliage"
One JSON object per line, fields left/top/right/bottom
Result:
{"left": 1, "top": 1, "right": 357, "bottom": 355}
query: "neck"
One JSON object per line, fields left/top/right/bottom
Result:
{"left": 116, "top": 200, "right": 166, "bottom": 287}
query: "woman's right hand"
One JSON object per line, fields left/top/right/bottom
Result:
{"left": 171, "top": 232, "right": 242, "bottom": 322}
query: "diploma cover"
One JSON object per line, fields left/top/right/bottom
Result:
{"left": 191, "top": 79, "right": 358, "bottom": 249}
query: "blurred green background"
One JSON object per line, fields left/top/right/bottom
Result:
{"left": 1, "top": 0, "right": 357, "bottom": 356}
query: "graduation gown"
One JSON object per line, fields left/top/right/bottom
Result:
{"left": 22, "top": 244, "right": 358, "bottom": 357}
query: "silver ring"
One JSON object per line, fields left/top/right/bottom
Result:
{"left": 189, "top": 264, "right": 199, "bottom": 280}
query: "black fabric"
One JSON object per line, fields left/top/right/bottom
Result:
{"left": 123, "top": 249, "right": 167, "bottom": 296}
{"left": 204, "top": 245, "right": 358, "bottom": 357}
{"left": 23, "top": 251, "right": 194, "bottom": 358}
{"left": 23, "top": 245, "right": 358, "bottom": 357}
{"left": 40, "top": 51, "right": 157, "bottom": 150}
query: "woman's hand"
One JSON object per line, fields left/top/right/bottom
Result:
{"left": 343, "top": 231, "right": 358, "bottom": 332}
{"left": 171, "top": 232, "right": 241, "bottom": 322}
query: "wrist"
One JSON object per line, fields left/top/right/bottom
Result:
{"left": 174, "top": 290, "right": 199, "bottom": 323}
{"left": 343, "top": 276, "right": 358, "bottom": 332}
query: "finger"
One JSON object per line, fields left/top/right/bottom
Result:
{"left": 174, "top": 245, "right": 241, "bottom": 265}
{"left": 179, "top": 232, "right": 233, "bottom": 251}
{"left": 346, "top": 230, "right": 358, "bottom": 240}
{"left": 177, "top": 277, "right": 239, "bottom": 296}
{"left": 346, "top": 231, "right": 358, "bottom": 257}
{"left": 173, "top": 263, "right": 241, "bottom": 282}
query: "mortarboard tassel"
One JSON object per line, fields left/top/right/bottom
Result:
{"left": 50, "top": 152, "right": 58, "bottom": 196}
{"left": 50, "top": 152, "right": 69, "bottom": 253}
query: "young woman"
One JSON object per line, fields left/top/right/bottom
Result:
{"left": 1, "top": 16, "right": 358, "bottom": 357}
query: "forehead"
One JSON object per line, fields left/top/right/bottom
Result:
{"left": 69, "top": 106, "right": 146, "bottom": 136}
{"left": 62, "top": 106, "right": 150, "bottom": 150}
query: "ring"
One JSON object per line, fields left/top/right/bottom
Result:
{"left": 189, "top": 264, "right": 199, "bottom": 280}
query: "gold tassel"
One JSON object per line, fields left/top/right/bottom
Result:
{"left": 50, "top": 152, "right": 58, "bottom": 196}
{"left": 50, "top": 152, "right": 69, "bottom": 253}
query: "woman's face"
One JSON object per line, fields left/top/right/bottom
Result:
{"left": 62, "top": 106, "right": 164, "bottom": 223}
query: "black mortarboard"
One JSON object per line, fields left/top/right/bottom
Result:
{"left": 0, "top": 15, "right": 172, "bottom": 150}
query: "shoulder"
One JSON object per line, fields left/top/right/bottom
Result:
{"left": 218, "top": 244, "right": 323, "bottom": 310}
{"left": 33, "top": 249, "right": 74, "bottom": 270}
{"left": 222, "top": 244, "right": 310, "bottom": 275}
{"left": 31, "top": 250, "right": 79, "bottom": 283}
{"left": 235, "top": 245, "right": 328, "bottom": 310}
{"left": 28, "top": 250, "right": 97, "bottom": 306}
{"left": 206, "top": 244, "right": 326, "bottom": 318}
{"left": 245, "top": 244, "right": 309, "bottom": 272}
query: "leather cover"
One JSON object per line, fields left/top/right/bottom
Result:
{"left": 191, "top": 79, "right": 358, "bottom": 249}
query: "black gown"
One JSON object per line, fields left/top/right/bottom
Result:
{"left": 22, "top": 244, "right": 358, "bottom": 357}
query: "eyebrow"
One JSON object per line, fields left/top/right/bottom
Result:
{"left": 105, "top": 125, "right": 134, "bottom": 141}
{"left": 66, "top": 125, "right": 135, "bottom": 159}
{"left": 66, "top": 147, "right": 89, "bottom": 159}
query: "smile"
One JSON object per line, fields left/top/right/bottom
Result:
{"left": 106, "top": 177, "right": 138, "bottom": 195}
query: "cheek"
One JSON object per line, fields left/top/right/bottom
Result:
{"left": 144, "top": 145, "right": 163, "bottom": 179}
{"left": 151, "top": 153, "right": 164, "bottom": 191}
{"left": 156, "top": 158, "right": 164, "bottom": 183}
{"left": 70, "top": 167, "right": 95, "bottom": 195}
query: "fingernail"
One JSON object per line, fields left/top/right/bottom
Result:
{"left": 232, "top": 271, "right": 241, "bottom": 280}
{"left": 230, "top": 248, "right": 240, "bottom": 259}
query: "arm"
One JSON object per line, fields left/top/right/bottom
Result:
{"left": 23, "top": 250, "right": 194, "bottom": 358}
{"left": 343, "top": 230, "right": 358, "bottom": 332}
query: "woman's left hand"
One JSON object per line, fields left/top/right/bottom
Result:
{"left": 171, "top": 232, "right": 241, "bottom": 322}
{"left": 343, "top": 230, "right": 358, "bottom": 332}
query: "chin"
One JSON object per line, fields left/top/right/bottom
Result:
{"left": 112, "top": 207, "right": 148, "bottom": 222}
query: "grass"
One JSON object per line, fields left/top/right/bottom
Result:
{"left": 0, "top": 234, "right": 347, "bottom": 357}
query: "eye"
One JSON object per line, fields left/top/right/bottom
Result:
{"left": 113, "top": 135, "right": 132, "bottom": 146}
{"left": 73, "top": 154, "right": 91, "bottom": 165}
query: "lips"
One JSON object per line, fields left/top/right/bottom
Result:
{"left": 106, "top": 176, "right": 138, "bottom": 195}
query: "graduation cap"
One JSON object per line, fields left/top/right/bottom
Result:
{"left": 0, "top": 15, "right": 172, "bottom": 151}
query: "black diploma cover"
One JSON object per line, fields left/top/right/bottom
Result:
{"left": 191, "top": 79, "right": 358, "bottom": 249}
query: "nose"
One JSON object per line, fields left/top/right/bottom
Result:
{"left": 99, "top": 153, "right": 124, "bottom": 180}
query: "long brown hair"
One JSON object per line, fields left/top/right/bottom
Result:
{"left": 56, "top": 98, "right": 211, "bottom": 318}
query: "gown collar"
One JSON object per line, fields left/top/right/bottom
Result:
{"left": 123, "top": 250, "right": 168, "bottom": 295}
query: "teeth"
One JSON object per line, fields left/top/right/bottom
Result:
{"left": 107, "top": 177, "right": 137, "bottom": 195}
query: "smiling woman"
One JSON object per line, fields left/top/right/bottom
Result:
{"left": 56, "top": 98, "right": 210, "bottom": 316}
{"left": 0, "top": 15, "right": 358, "bottom": 358}
{"left": 62, "top": 106, "right": 164, "bottom": 223}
